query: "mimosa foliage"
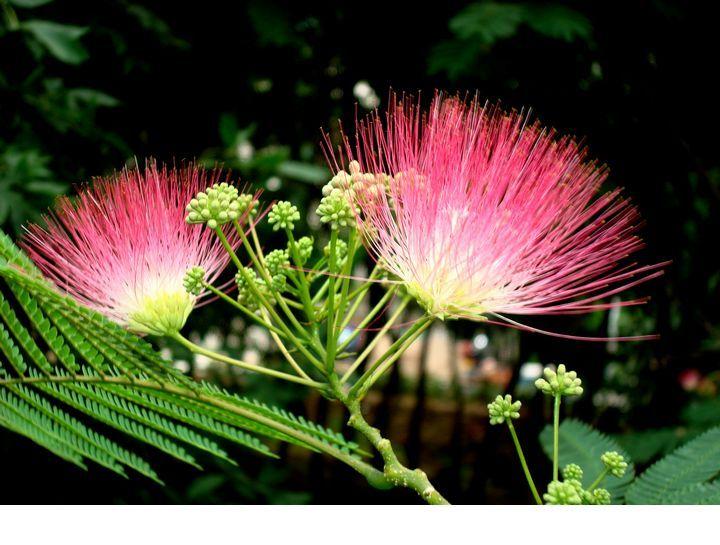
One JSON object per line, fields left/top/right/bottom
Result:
{"left": 626, "top": 426, "right": 720, "bottom": 504}
{"left": 0, "top": 229, "right": 363, "bottom": 482}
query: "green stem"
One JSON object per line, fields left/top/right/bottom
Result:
{"left": 587, "top": 468, "right": 610, "bottom": 492}
{"left": 215, "top": 227, "right": 325, "bottom": 372}
{"left": 172, "top": 333, "right": 323, "bottom": 389}
{"left": 329, "top": 378, "right": 449, "bottom": 505}
{"left": 325, "top": 230, "right": 339, "bottom": 373}
{"left": 340, "top": 295, "right": 409, "bottom": 383}
{"left": 233, "top": 221, "right": 314, "bottom": 344}
{"left": 350, "top": 317, "right": 432, "bottom": 399}
{"left": 337, "top": 285, "right": 398, "bottom": 354}
{"left": 553, "top": 393, "right": 561, "bottom": 481}
{"left": 333, "top": 230, "right": 357, "bottom": 326}
{"left": 284, "top": 228, "right": 317, "bottom": 324}
{"left": 507, "top": 420, "right": 542, "bottom": 504}
{"left": 203, "top": 283, "right": 286, "bottom": 338}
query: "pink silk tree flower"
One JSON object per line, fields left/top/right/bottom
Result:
{"left": 325, "top": 95, "right": 667, "bottom": 340}
{"left": 22, "top": 162, "right": 240, "bottom": 336}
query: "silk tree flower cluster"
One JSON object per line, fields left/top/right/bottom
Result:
{"left": 325, "top": 95, "right": 666, "bottom": 339}
{"left": 22, "top": 163, "right": 242, "bottom": 336}
{"left": 14, "top": 94, "right": 665, "bottom": 505}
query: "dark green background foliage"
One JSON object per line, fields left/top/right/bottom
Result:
{"left": 1, "top": 0, "right": 718, "bottom": 504}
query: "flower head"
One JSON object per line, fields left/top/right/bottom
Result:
{"left": 544, "top": 480, "right": 582, "bottom": 505}
{"left": 487, "top": 394, "right": 521, "bottom": 425}
{"left": 326, "top": 94, "right": 665, "bottom": 339}
{"left": 600, "top": 451, "right": 628, "bottom": 478}
{"left": 22, "top": 162, "right": 239, "bottom": 336}
{"left": 535, "top": 364, "right": 583, "bottom": 397}
{"left": 562, "top": 463, "right": 584, "bottom": 481}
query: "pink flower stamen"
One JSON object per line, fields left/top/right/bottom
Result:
{"left": 326, "top": 94, "right": 667, "bottom": 339}
{"left": 22, "top": 161, "right": 240, "bottom": 335}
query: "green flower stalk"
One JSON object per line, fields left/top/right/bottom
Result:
{"left": 488, "top": 394, "right": 541, "bottom": 504}
{"left": 536, "top": 364, "right": 583, "bottom": 481}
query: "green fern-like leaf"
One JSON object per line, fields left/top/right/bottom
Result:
{"left": 626, "top": 426, "right": 720, "bottom": 504}
{"left": 0, "top": 228, "right": 367, "bottom": 484}
{"left": 539, "top": 418, "right": 635, "bottom": 499}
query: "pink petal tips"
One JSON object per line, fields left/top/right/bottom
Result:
{"left": 325, "top": 94, "right": 667, "bottom": 340}
{"left": 21, "top": 161, "right": 238, "bottom": 336}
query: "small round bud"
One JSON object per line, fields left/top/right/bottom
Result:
{"left": 316, "top": 190, "right": 357, "bottom": 230}
{"left": 585, "top": 488, "right": 612, "bottom": 505}
{"left": 265, "top": 249, "right": 290, "bottom": 277}
{"left": 600, "top": 451, "right": 628, "bottom": 478}
{"left": 487, "top": 394, "right": 521, "bottom": 425}
{"left": 182, "top": 266, "right": 205, "bottom": 296}
{"left": 562, "top": 463, "right": 584, "bottom": 482}
{"left": 543, "top": 480, "right": 582, "bottom": 505}
{"left": 268, "top": 201, "right": 300, "bottom": 231}
{"left": 185, "top": 183, "right": 242, "bottom": 228}
{"left": 534, "top": 363, "right": 583, "bottom": 397}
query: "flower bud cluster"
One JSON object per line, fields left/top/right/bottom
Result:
{"left": 186, "top": 183, "right": 255, "bottom": 229}
{"left": 562, "top": 463, "right": 583, "bottom": 481}
{"left": 535, "top": 364, "right": 583, "bottom": 397}
{"left": 268, "top": 201, "right": 300, "bottom": 231}
{"left": 182, "top": 266, "right": 205, "bottom": 296}
{"left": 487, "top": 394, "right": 521, "bottom": 425}
{"left": 543, "top": 480, "right": 582, "bottom": 505}
{"left": 235, "top": 268, "right": 273, "bottom": 310}
{"left": 290, "top": 236, "right": 314, "bottom": 265}
{"left": 601, "top": 451, "right": 628, "bottom": 478}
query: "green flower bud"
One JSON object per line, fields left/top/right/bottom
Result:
{"left": 265, "top": 249, "right": 290, "bottom": 277}
{"left": 565, "top": 478, "right": 584, "bottom": 495}
{"left": 237, "top": 193, "right": 258, "bottom": 217}
{"left": 543, "top": 480, "right": 582, "bottom": 505}
{"left": 487, "top": 394, "right": 521, "bottom": 425}
{"left": 270, "top": 273, "right": 286, "bottom": 292}
{"left": 291, "top": 236, "right": 314, "bottom": 265}
{"left": 268, "top": 201, "right": 300, "bottom": 231}
{"left": 585, "top": 488, "right": 612, "bottom": 505}
{"left": 562, "top": 463, "right": 584, "bottom": 482}
{"left": 534, "top": 363, "right": 583, "bottom": 397}
{"left": 235, "top": 267, "right": 260, "bottom": 310}
{"left": 186, "top": 183, "right": 242, "bottom": 229}
{"left": 317, "top": 189, "right": 357, "bottom": 230}
{"left": 600, "top": 451, "right": 628, "bottom": 478}
{"left": 182, "top": 266, "right": 205, "bottom": 296}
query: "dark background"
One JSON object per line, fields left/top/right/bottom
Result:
{"left": 1, "top": 0, "right": 718, "bottom": 504}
